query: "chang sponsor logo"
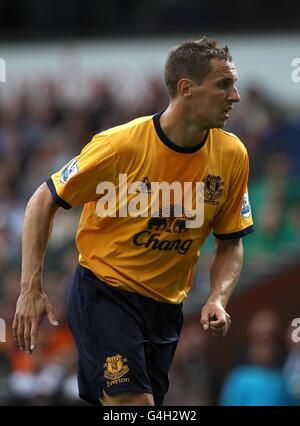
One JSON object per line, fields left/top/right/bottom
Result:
{"left": 133, "top": 231, "right": 193, "bottom": 255}
{"left": 133, "top": 210, "right": 194, "bottom": 255}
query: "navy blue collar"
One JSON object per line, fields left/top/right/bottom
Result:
{"left": 152, "top": 112, "right": 209, "bottom": 154}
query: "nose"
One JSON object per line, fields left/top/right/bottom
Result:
{"left": 229, "top": 85, "right": 241, "bottom": 103}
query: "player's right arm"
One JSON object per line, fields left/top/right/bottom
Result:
{"left": 13, "top": 134, "right": 117, "bottom": 355}
{"left": 12, "top": 182, "right": 60, "bottom": 355}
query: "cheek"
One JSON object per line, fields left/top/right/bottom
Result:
{"left": 193, "top": 91, "right": 225, "bottom": 114}
{"left": 211, "top": 93, "right": 226, "bottom": 109}
{"left": 215, "top": 91, "right": 227, "bottom": 101}
{"left": 206, "top": 95, "right": 224, "bottom": 110}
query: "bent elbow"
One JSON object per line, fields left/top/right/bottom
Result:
{"left": 27, "top": 182, "right": 59, "bottom": 214}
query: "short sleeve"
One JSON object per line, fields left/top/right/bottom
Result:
{"left": 46, "top": 133, "right": 117, "bottom": 208}
{"left": 213, "top": 145, "right": 254, "bottom": 239}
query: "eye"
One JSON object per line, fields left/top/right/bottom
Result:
{"left": 218, "top": 79, "right": 233, "bottom": 90}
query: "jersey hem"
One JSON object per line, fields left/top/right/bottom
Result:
{"left": 214, "top": 224, "right": 254, "bottom": 240}
{"left": 46, "top": 178, "right": 72, "bottom": 210}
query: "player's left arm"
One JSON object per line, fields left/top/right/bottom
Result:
{"left": 200, "top": 237, "right": 243, "bottom": 337}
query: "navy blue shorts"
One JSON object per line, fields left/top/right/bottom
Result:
{"left": 67, "top": 265, "right": 183, "bottom": 406}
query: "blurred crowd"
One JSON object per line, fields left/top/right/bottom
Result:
{"left": 0, "top": 76, "right": 300, "bottom": 405}
{"left": 166, "top": 309, "right": 300, "bottom": 406}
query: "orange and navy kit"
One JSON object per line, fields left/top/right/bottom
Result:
{"left": 48, "top": 112, "right": 254, "bottom": 405}
{"left": 47, "top": 113, "right": 254, "bottom": 304}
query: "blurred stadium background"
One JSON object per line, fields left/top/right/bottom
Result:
{"left": 0, "top": 0, "right": 300, "bottom": 406}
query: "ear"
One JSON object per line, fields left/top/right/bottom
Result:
{"left": 177, "top": 78, "right": 193, "bottom": 98}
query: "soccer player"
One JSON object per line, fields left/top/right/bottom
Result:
{"left": 13, "top": 37, "right": 254, "bottom": 406}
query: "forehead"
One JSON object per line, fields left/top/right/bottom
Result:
{"left": 206, "top": 58, "right": 238, "bottom": 81}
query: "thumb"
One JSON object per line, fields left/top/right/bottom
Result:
{"left": 46, "top": 303, "right": 59, "bottom": 326}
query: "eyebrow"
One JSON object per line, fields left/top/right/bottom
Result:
{"left": 216, "top": 76, "right": 238, "bottom": 83}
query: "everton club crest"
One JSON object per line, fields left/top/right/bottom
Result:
{"left": 204, "top": 175, "right": 224, "bottom": 205}
{"left": 104, "top": 354, "right": 129, "bottom": 380}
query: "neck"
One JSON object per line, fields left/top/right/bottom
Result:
{"left": 159, "top": 102, "right": 208, "bottom": 148}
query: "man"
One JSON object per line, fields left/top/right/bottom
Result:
{"left": 13, "top": 37, "right": 254, "bottom": 406}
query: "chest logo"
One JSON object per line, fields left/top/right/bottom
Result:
{"left": 135, "top": 176, "right": 152, "bottom": 193}
{"left": 204, "top": 175, "right": 224, "bottom": 205}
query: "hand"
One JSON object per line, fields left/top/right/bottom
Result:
{"left": 200, "top": 302, "right": 231, "bottom": 337}
{"left": 12, "top": 290, "right": 59, "bottom": 355}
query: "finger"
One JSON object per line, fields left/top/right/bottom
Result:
{"left": 210, "top": 318, "right": 226, "bottom": 328}
{"left": 12, "top": 315, "right": 18, "bottom": 342}
{"left": 46, "top": 304, "right": 59, "bottom": 327}
{"left": 24, "top": 322, "right": 32, "bottom": 354}
{"left": 200, "top": 310, "right": 210, "bottom": 330}
{"left": 17, "top": 320, "right": 25, "bottom": 351}
{"left": 200, "top": 307, "right": 209, "bottom": 330}
{"left": 30, "top": 320, "right": 40, "bottom": 352}
{"left": 211, "top": 317, "right": 230, "bottom": 329}
{"left": 224, "top": 318, "right": 232, "bottom": 335}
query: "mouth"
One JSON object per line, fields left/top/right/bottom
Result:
{"left": 222, "top": 105, "right": 233, "bottom": 119}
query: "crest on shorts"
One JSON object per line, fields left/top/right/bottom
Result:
{"left": 204, "top": 175, "right": 224, "bottom": 204}
{"left": 104, "top": 354, "right": 129, "bottom": 380}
